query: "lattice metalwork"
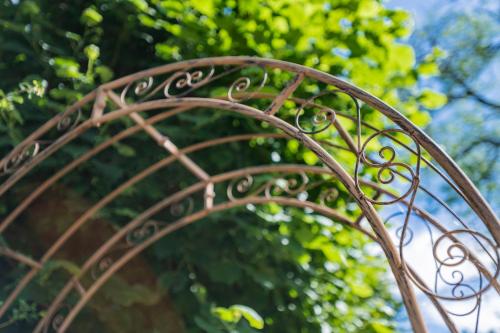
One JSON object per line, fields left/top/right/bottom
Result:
{"left": 0, "top": 57, "right": 498, "bottom": 333}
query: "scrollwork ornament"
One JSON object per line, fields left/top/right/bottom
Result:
{"left": 42, "top": 304, "right": 70, "bottom": 333}
{"left": 169, "top": 197, "right": 194, "bottom": 217}
{"left": 402, "top": 229, "right": 499, "bottom": 301}
{"left": 354, "top": 129, "right": 421, "bottom": 205}
{"left": 91, "top": 255, "right": 114, "bottom": 280}
{"left": 384, "top": 212, "right": 418, "bottom": 247}
{"left": 135, "top": 77, "right": 154, "bottom": 96}
{"left": 295, "top": 90, "right": 358, "bottom": 135}
{"left": 395, "top": 225, "right": 414, "bottom": 247}
{"left": 263, "top": 172, "right": 309, "bottom": 198}
{"left": 318, "top": 188, "right": 339, "bottom": 206}
{"left": 57, "top": 109, "right": 82, "bottom": 132}
{"left": 295, "top": 106, "right": 335, "bottom": 135}
{"left": 227, "top": 172, "right": 310, "bottom": 201}
{"left": 120, "top": 66, "right": 218, "bottom": 103}
{"left": 1, "top": 141, "right": 41, "bottom": 176}
{"left": 126, "top": 220, "right": 162, "bottom": 246}
{"left": 435, "top": 259, "right": 482, "bottom": 317}
{"left": 228, "top": 67, "right": 268, "bottom": 102}
{"left": 164, "top": 66, "right": 215, "bottom": 98}
{"left": 120, "top": 76, "right": 154, "bottom": 103}
{"left": 227, "top": 175, "right": 254, "bottom": 201}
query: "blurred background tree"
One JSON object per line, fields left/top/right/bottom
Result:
{"left": 0, "top": 0, "right": 446, "bottom": 332}
{"left": 411, "top": 0, "right": 499, "bottom": 209}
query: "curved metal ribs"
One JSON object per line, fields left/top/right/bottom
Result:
{"left": 0, "top": 56, "right": 498, "bottom": 333}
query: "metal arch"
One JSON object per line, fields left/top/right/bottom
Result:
{"left": 32, "top": 165, "right": 456, "bottom": 333}
{"left": 0, "top": 56, "right": 497, "bottom": 333}
{"left": 3, "top": 113, "right": 497, "bottom": 331}
{"left": 0, "top": 97, "right": 428, "bottom": 330}
{"left": 1, "top": 56, "right": 496, "bottom": 238}
{"left": 2, "top": 126, "right": 496, "bottom": 328}
{"left": 91, "top": 56, "right": 498, "bottom": 236}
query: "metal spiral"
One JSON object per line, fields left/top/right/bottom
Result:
{"left": 228, "top": 67, "right": 268, "bottom": 102}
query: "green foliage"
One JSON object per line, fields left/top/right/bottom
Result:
{"left": 418, "top": 89, "right": 447, "bottom": 110}
{"left": 0, "top": 0, "right": 442, "bottom": 331}
{"left": 0, "top": 79, "right": 46, "bottom": 126}
{"left": 213, "top": 304, "right": 264, "bottom": 330}
{"left": 81, "top": 6, "right": 104, "bottom": 27}
{"left": 0, "top": 300, "right": 40, "bottom": 330}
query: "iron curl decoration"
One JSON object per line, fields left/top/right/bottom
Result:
{"left": 0, "top": 141, "right": 41, "bottom": 176}
{"left": 384, "top": 211, "right": 418, "bottom": 247}
{"left": 226, "top": 174, "right": 255, "bottom": 201}
{"left": 125, "top": 220, "right": 163, "bottom": 246}
{"left": 56, "top": 109, "right": 82, "bottom": 132}
{"left": 401, "top": 228, "right": 499, "bottom": 302}
{"left": 120, "top": 76, "right": 154, "bottom": 103}
{"left": 263, "top": 172, "right": 309, "bottom": 198}
{"left": 295, "top": 90, "right": 359, "bottom": 135}
{"left": 163, "top": 66, "right": 216, "bottom": 98}
{"left": 169, "top": 197, "right": 195, "bottom": 217}
{"left": 120, "top": 64, "right": 271, "bottom": 104}
{"left": 227, "top": 172, "right": 309, "bottom": 201}
{"left": 90, "top": 255, "right": 115, "bottom": 281}
{"left": 92, "top": 197, "right": 195, "bottom": 279}
{"left": 435, "top": 261, "right": 482, "bottom": 317}
{"left": 354, "top": 129, "right": 421, "bottom": 205}
{"left": 228, "top": 66, "right": 268, "bottom": 102}
{"left": 430, "top": 230, "right": 498, "bottom": 300}
{"left": 42, "top": 304, "right": 70, "bottom": 333}
{"left": 318, "top": 188, "right": 339, "bottom": 206}
{"left": 119, "top": 66, "right": 216, "bottom": 103}
{"left": 385, "top": 208, "right": 497, "bottom": 319}
{"left": 395, "top": 223, "right": 414, "bottom": 247}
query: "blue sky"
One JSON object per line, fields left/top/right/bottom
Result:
{"left": 378, "top": 1, "right": 500, "bottom": 332}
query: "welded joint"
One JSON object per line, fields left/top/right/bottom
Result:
{"left": 72, "top": 279, "right": 86, "bottom": 296}
{"left": 265, "top": 72, "right": 304, "bottom": 115}
{"left": 204, "top": 182, "right": 215, "bottom": 209}
{"left": 91, "top": 88, "right": 107, "bottom": 127}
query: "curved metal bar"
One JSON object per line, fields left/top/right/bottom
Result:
{"left": 32, "top": 178, "right": 344, "bottom": 329}
{"left": 0, "top": 119, "right": 94, "bottom": 198}
{"left": 0, "top": 92, "right": 96, "bottom": 174}
{"left": 92, "top": 56, "right": 496, "bottom": 239}
{"left": 0, "top": 247, "right": 41, "bottom": 269}
{"left": 0, "top": 91, "right": 469, "bottom": 234}
{"left": 52, "top": 197, "right": 414, "bottom": 332}
{"left": 32, "top": 168, "right": 358, "bottom": 332}
{"left": 0, "top": 132, "right": 288, "bottom": 318}
{"left": 0, "top": 106, "right": 193, "bottom": 233}
{"left": 2, "top": 57, "right": 496, "bottom": 242}
{"left": 245, "top": 92, "right": 469, "bottom": 204}
{"left": 0, "top": 90, "right": 471, "bottom": 238}
{"left": 0, "top": 90, "right": 413, "bottom": 234}
{"left": 0, "top": 97, "right": 427, "bottom": 331}
{"left": 34, "top": 166, "right": 460, "bottom": 333}
{"left": 365, "top": 178, "right": 500, "bottom": 294}
{"left": 4, "top": 115, "right": 470, "bottom": 326}
{"left": 1, "top": 57, "right": 496, "bottom": 332}
{"left": 0, "top": 93, "right": 476, "bottom": 253}
{"left": 7, "top": 118, "right": 427, "bottom": 320}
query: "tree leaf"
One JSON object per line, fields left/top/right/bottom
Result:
{"left": 230, "top": 305, "right": 264, "bottom": 329}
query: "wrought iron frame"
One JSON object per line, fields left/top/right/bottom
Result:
{"left": 0, "top": 56, "right": 498, "bottom": 333}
